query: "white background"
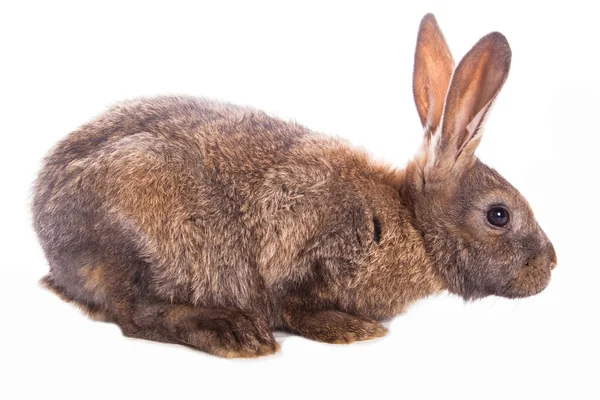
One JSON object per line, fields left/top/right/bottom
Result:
{"left": 1, "top": 1, "right": 598, "bottom": 399}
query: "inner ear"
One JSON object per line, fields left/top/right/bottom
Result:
{"left": 372, "top": 216, "right": 382, "bottom": 244}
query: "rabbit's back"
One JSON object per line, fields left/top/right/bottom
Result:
{"left": 40, "top": 96, "right": 294, "bottom": 167}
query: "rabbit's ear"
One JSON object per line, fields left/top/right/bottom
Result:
{"left": 413, "top": 13, "right": 454, "bottom": 139}
{"left": 435, "top": 32, "right": 511, "bottom": 171}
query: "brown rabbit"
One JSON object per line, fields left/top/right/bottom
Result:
{"left": 32, "top": 14, "right": 556, "bottom": 358}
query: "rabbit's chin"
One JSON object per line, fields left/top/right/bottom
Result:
{"left": 499, "top": 275, "right": 551, "bottom": 299}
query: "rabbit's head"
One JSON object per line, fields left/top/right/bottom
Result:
{"left": 402, "top": 14, "right": 556, "bottom": 300}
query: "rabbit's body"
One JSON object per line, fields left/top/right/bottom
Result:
{"left": 33, "top": 15, "right": 557, "bottom": 357}
{"left": 34, "top": 96, "right": 440, "bottom": 355}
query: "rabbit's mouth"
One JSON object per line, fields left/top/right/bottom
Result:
{"left": 500, "top": 246, "right": 556, "bottom": 298}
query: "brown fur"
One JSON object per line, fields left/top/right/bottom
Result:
{"left": 31, "top": 14, "right": 556, "bottom": 357}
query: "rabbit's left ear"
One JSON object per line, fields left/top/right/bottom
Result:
{"left": 413, "top": 13, "right": 454, "bottom": 139}
{"left": 431, "top": 32, "right": 511, "bottom": 174}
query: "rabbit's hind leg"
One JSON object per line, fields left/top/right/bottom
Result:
{"left": 120, "top": 302, "right": 279, "bottom": 358}
{"left": 41, "top": 256, "right": 279, "bottom": 358}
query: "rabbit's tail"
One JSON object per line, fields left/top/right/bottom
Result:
{"left": 40, "top": 272, "right": 110, "bottom": 322}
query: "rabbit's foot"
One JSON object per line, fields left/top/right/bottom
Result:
{"left": 124, "top": 304, "right": 279, "bottom": 358}
{"left": 282, "top": 308, "right": 387, "bottom": 344}
{"left": 187, "top": 309, "right": 280, "bottom": 358}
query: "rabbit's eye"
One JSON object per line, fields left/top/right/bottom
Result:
{"left": 487, "top": 206, "right": 509, "bottom": 227}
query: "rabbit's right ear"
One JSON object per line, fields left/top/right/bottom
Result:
{"left": 413, "top": 13, "right": 454, "bottom": 139}
{"left": 433, "top": 32, "right": 512, "bottom": 174}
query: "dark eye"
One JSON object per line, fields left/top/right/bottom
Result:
{"left": 487, "top": 206, "right": 510, "bottom": 227}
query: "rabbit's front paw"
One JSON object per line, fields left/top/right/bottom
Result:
{"left": 283, "top": 309, "right": 387, "bottom": 344}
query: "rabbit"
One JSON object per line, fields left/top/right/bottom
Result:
{"left": 32, "top": 13, "right": 557, "bottom": 358}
